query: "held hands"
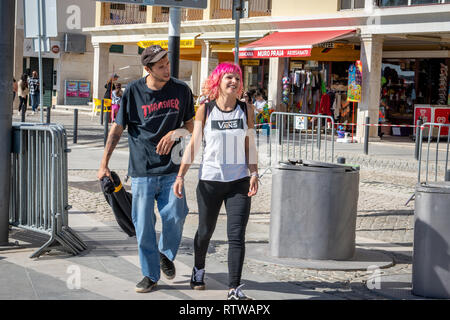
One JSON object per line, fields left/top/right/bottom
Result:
{"left": 248, "top": 176, "right": 259, "bottom": 197}
{"left": 156, "top": 130, "right": 176, "bottom": 155}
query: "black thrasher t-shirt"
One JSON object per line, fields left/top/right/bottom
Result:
{"left": 115, "top": 76, "right": 195, "bottom": 177}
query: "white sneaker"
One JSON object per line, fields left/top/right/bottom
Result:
{"left": 31, "top": 111, "right": 35, "bottom": 115}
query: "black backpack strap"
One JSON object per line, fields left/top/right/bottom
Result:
{"left": 237, "top": 99, "right": 248, "bottom": 123}
{"left": 204, "top": 101, "right": 214, "bottom": 122}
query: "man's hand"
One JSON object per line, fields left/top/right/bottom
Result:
{"left": 97, "top": 166, "right": 111, "bottom": 181}
{"left": 156, "top": 130, "right": 176, "bottom": 155}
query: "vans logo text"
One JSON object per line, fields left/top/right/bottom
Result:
{"left": 212, "top": 119, "right": 244, "bottom": 130}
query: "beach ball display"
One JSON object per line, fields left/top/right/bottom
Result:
{"left": 282, "top": 76, "right": 290, "bottom": 85}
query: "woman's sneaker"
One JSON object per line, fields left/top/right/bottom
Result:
{"left": 190, "top": 267, "right": 206, "bottom": 290}
{"left": 135, "top": 276, "right": 157, "bottom": 293}
{"left": 227, "top": 284, "right": 253, "bottom": 300}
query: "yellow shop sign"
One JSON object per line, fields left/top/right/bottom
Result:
{"left": 137, "top": 39, "right": 195, "bottom": 49}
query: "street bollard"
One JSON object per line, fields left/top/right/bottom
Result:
{"left": 21, "top": 108, "right": 25, "bottom": 122}
{"left": 103, "top": 109, "right": 109, "bottom": 147}
{"left": 46, "top": 106, "right": 51, "bottom": 124}
{"left": 337, "top": 157, "right": 346, "bottom": 164}
{"left": 256, "top": 126, "right": 260, "bottom": 150}
{"left": 415, "top": 119, "right": 423, "bottom": 160}
{"left": 73, "top": 109, "right": 78, "bottom": 144}
{"left": 364, "top": 116, "right": 370, "bottom": 155}
{"left": 100, "top": 99, "right": 104, "bottom": 125}
{"left": 446, "top": 170, "right": 450, "bottom": 182}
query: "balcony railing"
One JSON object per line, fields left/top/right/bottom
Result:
{"left": 103, "top": 3, "right": 147, "bottom": 25}
{"left": 377, "top": 0, "right": 449, "bottom": 7}
{"left": 211, "top": 0, "right": 272, "bottom": 19}
{"left": 153, "top": 7, "right": 204, "bottom": 23}
{"left": 101, "top": 1, "right": 272, "bottom": 26}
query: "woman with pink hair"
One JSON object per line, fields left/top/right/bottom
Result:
{"left": 173, "top": 62, "right": 259, "bottom": 300}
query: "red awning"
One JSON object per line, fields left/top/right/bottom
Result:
{"left": 239, "top": 29, "right": 356, "bottom": 59}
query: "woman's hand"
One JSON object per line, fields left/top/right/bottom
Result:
{"left": 248, "top": 176, "right": 259, "bottom": 197}
{"left": 173, "top": 177, "right": 184, "bottom": 199}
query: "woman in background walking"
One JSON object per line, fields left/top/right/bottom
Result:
{"left": 111, "top": 83, "right": 122, "bottom": 122}
{"left": 17, "top": 74, "right": 29, "bottom": 117}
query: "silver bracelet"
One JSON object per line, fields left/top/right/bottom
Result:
{"left": 250, "top": 172, "right": 259, "bottom": 178}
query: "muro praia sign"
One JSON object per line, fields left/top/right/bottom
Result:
{"left": 239, "top": 48, "right": 312, "bottom": 58}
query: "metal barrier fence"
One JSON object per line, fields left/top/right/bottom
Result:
{"left": 417, "top": 122, "right": 450, "bottom": 184}
{"left": 268, "top": 112, "right": 335, "bottom": 167}
{"left": 9, "top": 122, "right": 87, "bottom": 258}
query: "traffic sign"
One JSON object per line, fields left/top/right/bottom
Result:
{"left": 23, "top": 0, "right": 58, "bottom": 38}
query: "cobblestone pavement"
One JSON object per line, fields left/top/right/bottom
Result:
{"left": 18, "top": 111, "right": 420, "bottom": 299}
{"left": 67, "top": 167, "right": 416, "bottom": 300}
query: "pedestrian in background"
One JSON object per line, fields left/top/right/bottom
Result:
{"left": 104, "top": 73, "right": 119, "bottom": 100}
{"left": 28, "top": 71, "right": 40, "bottom": 115}
{"left": 17, "top": 74, "right": 29, "bottom": 117}
{"left": 253, "top": 91, "right": 267, "bottom": 114}
{"left": 13, "top": 78, "right": 18, "bottom": 102}
{"left": 111, "top": 83, "right": 122, "bottom": 122}
{"left": 173, "top": 62, "right": 259, "bottom": 300}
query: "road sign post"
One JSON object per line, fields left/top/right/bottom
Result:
{"left": 24, "top": 0, "right": 58, "bottom": 123}
{"left": 0, "top": 0, "right": 15, "bottom": 245}
{"left": 169, "top": 7, "right": 181, "bottom": 78}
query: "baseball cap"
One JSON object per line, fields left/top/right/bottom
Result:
{"left": 141, "top": 45, "right": 169, "bottom": 66}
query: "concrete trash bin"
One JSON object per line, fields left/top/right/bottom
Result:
{"left": 270, "top": 160, "right": 360, "bottom": 260}
{"left": 412, "top": 182, "right": 450, "bottom": 299}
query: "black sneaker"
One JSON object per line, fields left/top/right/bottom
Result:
{"left": 135, "top": 276, "right": 157, "bottom": 293}
{"left": 160, "top": 252, "right": 176, "bottom": 280}
{"left": 190, "top": 267, "right": 206, "bottom": 290}
{"left": 227, "top": 284, "right": 253, "bottom": 300}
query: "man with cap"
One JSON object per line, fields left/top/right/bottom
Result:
{"left": 97, "top": 45, "right": 195, "bottom": 293}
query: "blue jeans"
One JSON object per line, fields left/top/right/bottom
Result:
{"left": 131, "top": 173, "right": 189, "bottom": 282}
{"left": 30, "top": 93, "right": 39, "bottom": 112}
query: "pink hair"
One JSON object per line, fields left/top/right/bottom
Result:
{"left": 204, "top": 62, "right": 243, "bottom": 101}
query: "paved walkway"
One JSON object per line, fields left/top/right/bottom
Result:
{"left": 2, "top": 111, "right": 446, "bottom": 300}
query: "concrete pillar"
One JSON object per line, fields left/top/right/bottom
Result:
{"left": 95, "top": 2, "right": 103, "bottom": 27}
{"left": 191, "top": 60, "right": 200, "bottom": 96}
{"left": 203, "top": 0, "right": 214, "bottom": 20}
{"left": 357, "top": 34, "right": 383, "bottom": 141}
{"left": 93, "top": 43, "right": 110, "bottom": 100}
{"left": 268, "top": 58, "right": 285, "bottom": 112}
{"left": 146, "top": 6, "right": 157, "bottom": 23}
{"left": 200, "top": 40, "right": 218, "bottom": 90}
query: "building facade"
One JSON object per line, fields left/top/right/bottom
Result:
{"left": 14, "top": 0, "right": 146, "bottom": 106}
{"left": 84, "top": 0, "right": 450, "bottom": 140}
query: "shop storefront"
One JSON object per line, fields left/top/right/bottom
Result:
{"left": 379, "top": 58, "right": 450, "bottom": 136}
{"left": 238, "top": 30, "right": 361, "bottom": 129}
{"left": 241, "top": 59, "right": 269, "bottom": 93}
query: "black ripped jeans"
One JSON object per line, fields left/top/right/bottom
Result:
{"left": 194, "top": 177, "right": 251, "bottom": 289}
